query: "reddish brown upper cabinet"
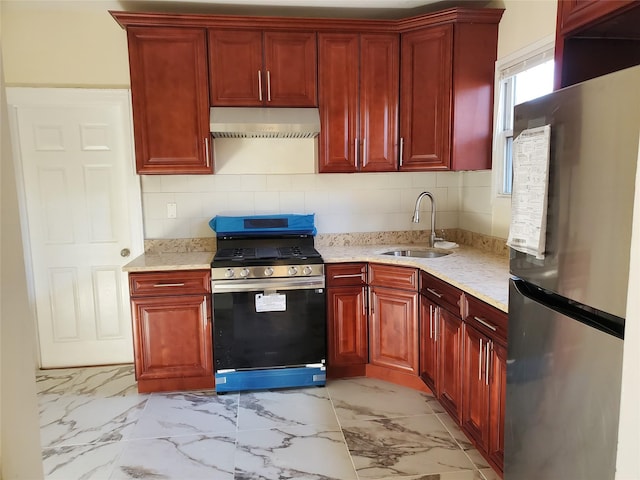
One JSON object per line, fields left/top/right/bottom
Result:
{"left": 368, "top": 264, "right": 419, "bottom": 375}
{"left": 126, "top": 27, "right": 212, "bottom": 174}
{"left": 129, "top": 270, "right": 214, "bottom": 393}
{"left": 209, "top": 29, "right": 317, "bottom": 107}
{"left": 399, "top": 13, "right": 501, "bottom": 171}
{"left": 554, "top": 0, "right": 640, "bottom": 89}
{"left": 326, "top": 263, "right": 369, "bottom": 378}
{"left": 318, "top": 33, "right": 399, "bottom": 173}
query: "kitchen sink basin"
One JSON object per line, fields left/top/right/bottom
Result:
{"left": 382, "top": 249, "right": 452, "bottom": 258}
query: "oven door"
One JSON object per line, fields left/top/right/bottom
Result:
{"left": 211, "top": 277, "right": 326, "bottom": 371}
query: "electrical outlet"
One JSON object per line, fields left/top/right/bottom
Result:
{"left": 167, "top": 203, "right": 177, "bottom": 219}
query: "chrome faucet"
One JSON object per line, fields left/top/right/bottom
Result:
{"left": 412, "top": 191, "right": 443, "bottom": 248}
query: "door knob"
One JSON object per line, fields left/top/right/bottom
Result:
{"left": 120, "top": 248, "right": 131, "bottom": 257}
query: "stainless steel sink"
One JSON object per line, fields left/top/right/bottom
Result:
{"left": 382, "top": 249, "right": 452, "bottom": 258}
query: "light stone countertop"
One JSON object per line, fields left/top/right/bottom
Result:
{"left": 318, "top": 244, "right": 509, "bottom": 313}
{"left": 122, "top": 245, "right": 509, "bottom": 312}
{"left": 123, "top": 252, "right": 214, "bottom": 272}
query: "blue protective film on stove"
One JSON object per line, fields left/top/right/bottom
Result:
{"left": 209, "top": 214, "right": 316, "bottom": 236}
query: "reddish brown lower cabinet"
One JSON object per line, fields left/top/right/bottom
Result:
{"left": 437, "top": 307, "right": 463, "bottom": 422}
{"left": 419, "top": 270, "right": 465, "bottom": 411}
{"left": 129, "top": 270, "right": 214, "bottom": 393}
{"left": 326, "top": 263, "right": 368, "bottom": 377}
{"left": 461, "top": 294, "right": 508, "bottom": 476}
{"left": 461, "top": 324, "right": 491, "bottom": 452}
{"left": 368, "top": 264, "right": 419, "bottom": 376}
{"left": 488, "top": 341, "right": 507, "bottom": 471}
{"left": 419, "top": 295, "right": 439, "bottom": 392}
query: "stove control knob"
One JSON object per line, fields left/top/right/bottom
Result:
{"left": 303, "top": 266, "right": 313, "bottom": 276}
{"left": 288, "top": 266, "right": 298, "bottom": 276}
{"left": 225, "top": 268, "right": 235, "bottom": 278}
{"left": 240, "top": 268, "right": 250, "bottom": 278}
{"left": 264, "top": 267, "right": 274, "bottom": 277}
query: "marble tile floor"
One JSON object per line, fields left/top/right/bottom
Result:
{"left": 37, "top": 365, "right": 500, "bottom": 480}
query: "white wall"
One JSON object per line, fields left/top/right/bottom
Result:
{"left": 0, "top": 14, "right": 44, "bottom": 478}
{"left": 461, "top": 0, "right": 558, "bottom": 239}
{"left": 615, "top": 138, "right": 640, "bottom": 479}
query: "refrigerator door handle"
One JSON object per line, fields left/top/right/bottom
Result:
{"left": 512, "top": 278, "right": 624, "bottom": 339}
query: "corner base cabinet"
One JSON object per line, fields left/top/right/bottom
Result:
{"left": 368, "top": 264, "right": 419, "bottom": 375}
{"left": 129, "top": 270, "right": 214, "bottom": 393}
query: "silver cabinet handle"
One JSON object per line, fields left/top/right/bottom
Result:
{"left": 434, "top": 306, "right": 439, "bottom": 339}
{"left": 426, "top": 287, "right": 443, "bottom": 298}
{"left": 258, "top": 70, "right": 263, "bottom": 101}
{"left": 202, "top": 296, "right": 208, "bottom": 327}
{"left": 478, "top": 338, "right": 483, "bottom": 380}
{"left": 204, "top": 137, "right": 210, "bottom": 167}
{"left": 267, "top": 70, "right": 271, "bottom": 102}
{"left": 474, "top": 316, "right": 497, "bottom": 331}
{"left": 429, "top": 304, "right": 433, "bottom": 339}
{"left": 485, "top": 341, "right": 491, "bottom": 385}
{"left": 120, "top": 248, "right": 130, "bottom": 257}
{"left": 355, "top": 138, "right": 359, "bottom": 166}
{"left": 363, "top": 286, "right": 368, "bottom": 319}
{"left": 399, "top": 137, "right": 404, "bottom": 167}
{"left": 153, "top": 283, "right": 185, "bottom": 288}
{"left": 363, "top": 137, "right": 367, "bottom": 165}
{"left": 332, "top": 273, "right": 363, "bottom": 279}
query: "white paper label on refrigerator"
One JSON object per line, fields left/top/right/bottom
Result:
{"left": 507, "top": 124, "right": 551, "bottom": 259}
{"left": 255, "top": 293, "right": 286, "bottom": 312}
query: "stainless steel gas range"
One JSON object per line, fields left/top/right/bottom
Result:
{"left": 209, "top": 214, "right": 326, "bottom": 393}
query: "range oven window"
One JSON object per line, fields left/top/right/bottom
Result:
{"left": 213, "top": 287, "right": 326, "bottom": 371}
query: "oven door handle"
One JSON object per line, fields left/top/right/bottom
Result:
{"left": 211, "top": 277, "right": 325, "bottom": 293}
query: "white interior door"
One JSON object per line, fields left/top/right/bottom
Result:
{"left": 8, "top": 88, "right": 144, "bottom": 368}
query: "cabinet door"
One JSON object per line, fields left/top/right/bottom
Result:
{"left": 264, "top": 31, "right": 317, "bottom": 107}
{"left": 488, "top": 341, "right": 507, "bottom": 472}
{"left": 127, "top": 27, "right": 212, "bottom": 174}
{"left": 369, "top": 286, "right": 419, "bottom": 374}
{"left": 438, "top": 307, "right": 462, "bottom": 421}
{"left": 209, "top": 30, "right": 263, "bottom": 106}
{"left": 399, "top": 25, "right": 452, "bottom": 171}
{"left": 557, "top": 0, "right": 636, "bottom": 35}
{"left": 327, "top": 286, "right": 368, "bottom": 367}
{"left": 318, "top": 33, "right": 359, "bottom": 173}
{"left": 360, "top": 33, "right": 399, "bottom": 172}
{"left": 461, "top": 323, "right": 491, "bottom": 452}
{"left": 131, "top": 294, "right": 212, "bottom": 381}
{"left": 419, "top": 295, "right": 438, "bottom": 392}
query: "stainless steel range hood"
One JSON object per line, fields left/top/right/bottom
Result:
{"left": 210, "top": 107, "right": 321, "bottom": 139}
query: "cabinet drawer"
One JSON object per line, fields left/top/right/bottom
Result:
{"left": 368, "top": 263, "right": 418, "bottom": 291}
{"left": 327, "top": 263, "right": 367, "bottom": 287}
{"left": 420, "top": 271, "right": 463, "bottom": 315}
{"left": 129, "top": 270, "right": 211, "bottom": 297}
{"left": 466, "top": 295, "right": 508, "bottom": 344}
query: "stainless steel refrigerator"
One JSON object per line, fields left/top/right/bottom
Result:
{"left": 506, "top": 65, "right": 640, "bottom": 479}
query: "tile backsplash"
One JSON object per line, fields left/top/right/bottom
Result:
{"left": 141, "top": 171, "right": 465, "bottom": 239}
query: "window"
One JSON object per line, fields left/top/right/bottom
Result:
{"left": 494, "top": 40, "right": 554, "bottom": 195}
